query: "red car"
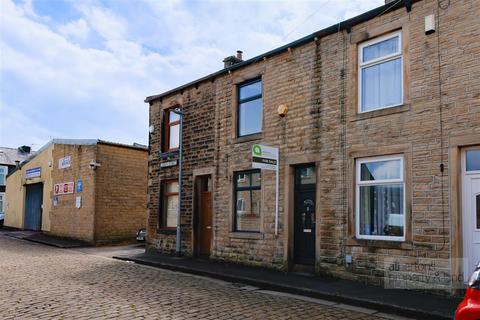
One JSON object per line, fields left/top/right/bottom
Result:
{"left": 456, "top": 264, "right": 480, "bottom": 320}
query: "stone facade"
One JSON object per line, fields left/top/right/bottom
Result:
{"left": 146, "top": 0, "right": 480, "bottom": 293}
{"left": 147, "top": 81, "right": 216, "bottom": 254}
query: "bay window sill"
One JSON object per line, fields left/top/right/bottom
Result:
{"left": 346, "top": 237, "right": 413, "bottom": 250}
{"left": 229, "top": 232, "right": 264, "bottom": 240}
{"left": 351, "top": 103, "right": 410, "bottom": 121}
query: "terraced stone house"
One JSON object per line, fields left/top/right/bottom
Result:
{"left": 145, "top": 0, "right": 480, "bottom": 293}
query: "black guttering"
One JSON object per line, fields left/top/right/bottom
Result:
{"left": 145, "top": 0, "right": 415, "bottom": 103}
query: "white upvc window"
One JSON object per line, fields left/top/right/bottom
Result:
{"left": 358, "top": 31, "right": 403, "bottom": 113}
{"left": 356, "top": 155, "right": 405, "bottom": 241}
{"left": 0, "top": 166, "right": 7, "bottom": 186}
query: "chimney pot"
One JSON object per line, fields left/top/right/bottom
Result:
{"left": 223, "top": 51, "right": 243, "bottom": 69}
{"left": 18, "top": 145, "right": 31, "bottom": 153}
{"left": 236, "top": 50, "right": 243, "bottom": 60}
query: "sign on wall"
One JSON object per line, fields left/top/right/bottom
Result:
{"left": 252, "top": 144, "right": 280, "bottom": 236}
{"left": 76, "top": 179, "right": 83, "bottom": 193}
{"left": 160, "top": 160, "right": 178, "bottom": 168}
{"left": 75, "top": 196, "right": 82, "bottom": 209}
{"left": 25, "top": 167, "right": 41, "bottom": 179}
{"left": 54, "top": 182, "right": 74, "bottom": 195}
{"left": 252, "top": 144, "right": 278, "bottom": 171}
{"left": 58, "top": 156, "right": 71, "bottom": 169}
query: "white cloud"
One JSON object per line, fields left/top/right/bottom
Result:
{"left": 0, "top": 0, "right": 383, "bottom": 149}
{"left": 75, "top": 4, "right": 127, "bottom": 41}
{"left": 58, "top": 19, "right": 90, "bottom": 42}
{"left": 0, "top": 101, "right": 60, "bottom": 150}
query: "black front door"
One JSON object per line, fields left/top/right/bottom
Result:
{"left": 294, "top": 166, "right": 316, "bottom": 265}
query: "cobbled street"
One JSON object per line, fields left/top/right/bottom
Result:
{"left": 0, "top": 234, "right": 410, "bottom": 320}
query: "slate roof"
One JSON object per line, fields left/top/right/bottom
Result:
{"left": 0, "top": 147, "right": 34, "bottom": 167}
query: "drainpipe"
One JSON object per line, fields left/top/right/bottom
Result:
{"left": 172, "top": 108, "right": 184, "bottom": 256}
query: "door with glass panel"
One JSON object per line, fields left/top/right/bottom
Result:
{"left": 462, "top": 148, "right": 480, "bottom": 279}
{"left": 294, "top": 165, "right": 316, "bottom": 265}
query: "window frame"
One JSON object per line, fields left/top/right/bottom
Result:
{"left": 475, "top": 193, "right": 480, "bottom": 231}
{"left": 0, "top": 165, "right": 7, "bottom": 186}
{"left": 237, "top": 78, "right": 263, "bottom": 137}
{"left": 0, "top": 192, "right": 4, "bottom": 213}
{"left": 358, "top": 31, "right": 404, "bottom": 113}
{"left": 163, "top": 109, "right": 180, "bottom": 152}
{"left": 233, "top": 169, "right": 261, "bottom": 232}
{"left": 159, "top": 179, "right": 179, "bottom": 229}
{"left": 355, "top": 154, "right": 406, "bottom": 241}
{"left": 465, "top": 148, "right": 480, "bottom": 174}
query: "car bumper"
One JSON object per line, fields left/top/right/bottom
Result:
{"left": 456, "top": 288, "right": 480, "bottom": 320}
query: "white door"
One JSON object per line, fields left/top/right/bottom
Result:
{"left": 462, "top": 148, "right": 480, "bottom": 279}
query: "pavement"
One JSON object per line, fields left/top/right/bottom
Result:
{"left": 114, "top": 251, "right": 463, "bottom": 320}
{"left": 2, "top": 229, "right": 91, "bottom": 248}
{"left": 0, "top": 233, "right": 410, "bottom": 320}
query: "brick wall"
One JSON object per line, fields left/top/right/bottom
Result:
{"left": 50, "top": 142, "right": 148, "bottom": 244}
{"left": 50, "top": 144, "right": 96, "bottom": 242}
{"left": 94, "top": 143, "right": 148, "bottom": 243}
{"left": 147, "top": 0, "right": 480, "bottom": 291}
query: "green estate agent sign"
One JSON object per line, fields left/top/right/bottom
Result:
{"left": 252, "top": 144, "right": 280, "bottom": 235}
{"left": 252, "top": 144, "right": 278, "bottom": 171}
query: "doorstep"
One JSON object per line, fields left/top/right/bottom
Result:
{"left": 113, "top": 252, "right": 462, "bottom": 320}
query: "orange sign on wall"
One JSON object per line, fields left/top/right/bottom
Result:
{"left": 53, "top": 182, "right": 74, "bottom": 195}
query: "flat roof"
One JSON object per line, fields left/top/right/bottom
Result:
{"left": 6, "top": 139, "right": 147, "bottom": 177}
{"left": 145, "top": 0, "right": 414, "bottom": 103}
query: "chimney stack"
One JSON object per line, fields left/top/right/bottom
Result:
{"left": 18, "top": 145, "right": 31, "bottom": 153}
{"left": 223, "top": 50, "right": 244, "bottom": 68}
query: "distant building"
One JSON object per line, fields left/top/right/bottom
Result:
{"left": 5, "top": 139, "right": 148, "bottom": 244}
{"left": 0, "top": 146, "right": 34, "bottom": 222}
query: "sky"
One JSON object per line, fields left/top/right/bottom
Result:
{"left": 0, "top": 0, "right": 383, "bottom": 150}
